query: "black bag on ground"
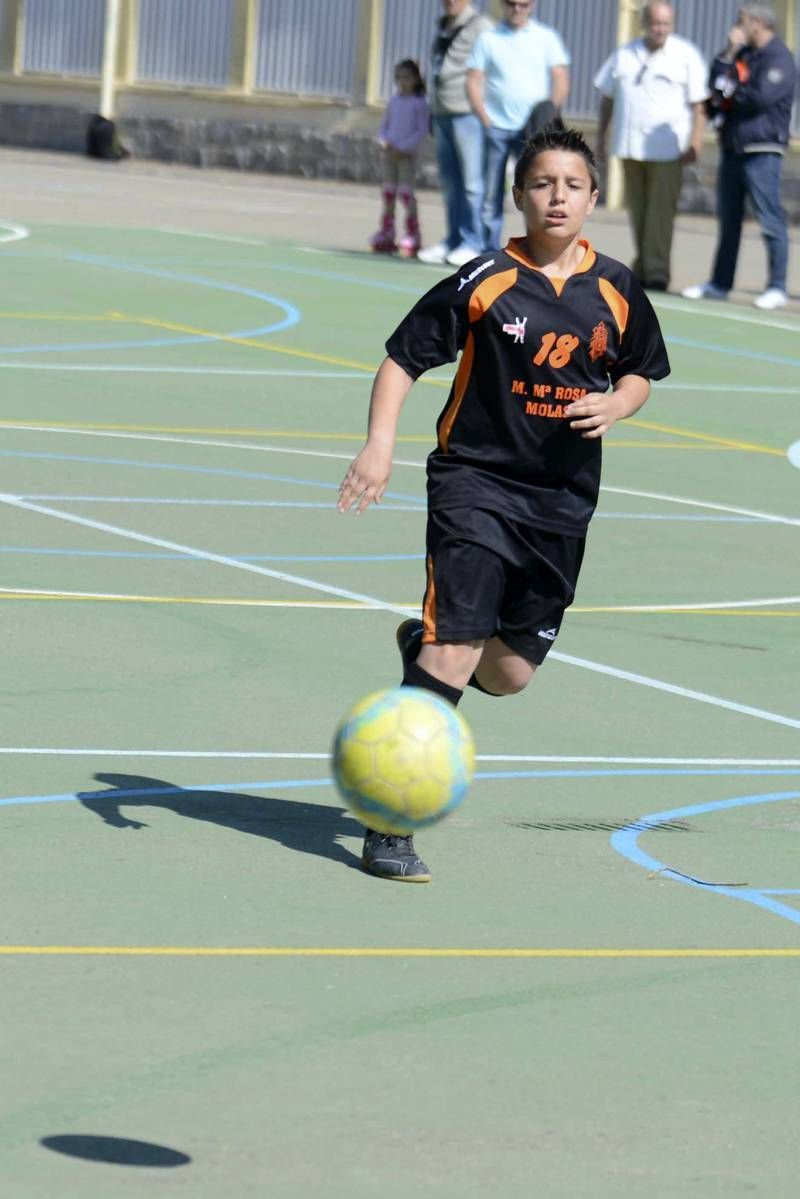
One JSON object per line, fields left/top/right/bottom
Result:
{"left": 86, "top": 114, "right": 129, "bottom": 160}
{"left": 521, "top": 100, "right": 565, "bottom": 143}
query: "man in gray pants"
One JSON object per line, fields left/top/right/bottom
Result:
{"left": 595, "top": 2, "right": 707, "bottom": 291}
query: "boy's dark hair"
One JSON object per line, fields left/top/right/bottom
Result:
{"left": 396, "top": 58, "right": 426, "bottom": 96}
{"left": 513, "top": 128, "right": 600, "bottom": 193}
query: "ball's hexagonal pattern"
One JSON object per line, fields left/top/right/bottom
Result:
{"left": 331, "top": 688, "right": 475, "bottom": 834}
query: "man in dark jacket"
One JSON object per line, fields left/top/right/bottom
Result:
{"left": 682, "top": 2, "right": 797, "bottom": 309}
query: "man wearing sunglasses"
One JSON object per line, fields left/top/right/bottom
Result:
{"left": 466, "top": 0, "right": 570, "bottom": 250}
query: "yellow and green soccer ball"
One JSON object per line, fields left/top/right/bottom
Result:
{"left": 331, "top": 687, "right": 476, "bottom": 834}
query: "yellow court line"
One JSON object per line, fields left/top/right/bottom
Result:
{"left": 0, "top": 591, "right": 396, "bottom": 609}
{"left": 1, "top": 946, "right": 799, "bottom": 958}
{"left": 628, "top": 416, "right": 784, "bottom": 457}
{"left": 133, "top": 314, "right": 383, "bottom": 376}
{"left": 0, "top": 310, "right": 126, "bottom": 322}
{"left": 1, "top": 590, "right": 798, "bottom": 617}
{"left": 0, "top": 306, "right": 783, "bottom": 456}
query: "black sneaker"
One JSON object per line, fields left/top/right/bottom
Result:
{"left": 362, "top": 828, "right": 432, "bottom": 882}
{"left": 396, "top": 618, "right": 423, "bottom": 670}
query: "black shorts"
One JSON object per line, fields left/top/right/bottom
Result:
{"left": 421, "top": 508, "right": 585, "bottom": 665}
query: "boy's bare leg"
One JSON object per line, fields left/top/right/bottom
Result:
{"left": 418, "top": 637, "right": 535, "bottom": 696}
{"left": 417, "top": 640, "right": 484, "bottom": 690}
{"left": 471, "top": 636, "right": 537, "bottom": 695}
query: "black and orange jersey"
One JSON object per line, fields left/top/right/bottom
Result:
{"left": 386, "top": 237, "right": 670, "bottom": 535}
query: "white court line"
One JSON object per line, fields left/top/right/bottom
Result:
{"left": 0, "top": 364, "right": 372, "bottom": 377}
{"left": 0, "top": 422, "right": 422, "bottom": 468}
{"left": 0, "top": 494, "right": 414, "bottom": 612}
{"left": 0, "top": 222, "right": 29, "bottom": 244}
{"left": 789, "top": 440, "right": 800, "bottom": 470}
{"left": 653, "top": 295, "right": 800, "bottom": 334}
{"left": 603, "top": 485, "right": 800, "bottom": 529}
{"left": 2, "top": 491, "right": 799, "bottom": 731}
{"left": 4, "top": 423, "right": 798, "bottom": 525}
{"left": 0, "top": 748, "right": 798, "bottom": 766}
{"left": 655, "top": 383, "right": 799, "bottom": 394}
{"left": 0, "top": 364, "right": 794, "bottom": 394}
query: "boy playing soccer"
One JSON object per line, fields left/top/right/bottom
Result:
{"left": 337, "top": 128, "right": 670, "bottom": 882}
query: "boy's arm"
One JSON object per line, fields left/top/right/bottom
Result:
{"left": 564, "top": 374, "right": 650, "bottom": 440}
{"left": 337, "top": 357, "right": 414, "bottom": 514}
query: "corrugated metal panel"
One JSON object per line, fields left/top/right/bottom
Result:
{"left": 795, "top": 0, "right": 800, "bottom": 134}
{"left": 256, "top": 0, "right": 358, "bottom": 97}
{"left": 537, "top": 0, "right": 619, "bottom": 119}
{"left": 137, "top": 0, "right": 234, "bottom": 88}
{"left": 379, "top": 0, "right": 489, "bottom": 101}
{"left": 22, "top": 0, "right": 104, "bottom": 76}
{"left": 667, "top": 0, "right": 740, "bottom": 61}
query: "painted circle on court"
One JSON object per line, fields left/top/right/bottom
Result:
{"left": 788, "top": 440, "right": 800, "bottom": 470}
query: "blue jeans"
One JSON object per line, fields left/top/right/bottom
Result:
{"left": 482, "top": 125, "right": 526, "bottom": 251}
{"left": 431, "top": 112, "right": 485, "bottom": 253}
{"left": 711, "top": 150, "right": 789, "bottom": 293}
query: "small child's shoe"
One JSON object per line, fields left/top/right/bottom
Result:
{"left": 370, "top": 231, "right": 397, "bottom": 254}
{"left": 397, "top": 235, "right": 421, "bottom": 259}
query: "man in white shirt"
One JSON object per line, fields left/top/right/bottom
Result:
{"left": 595, "top": 1, "right": 708, "bottom": 290}
{"left": 467, "top": 0, "right": 570, "bottom": 249}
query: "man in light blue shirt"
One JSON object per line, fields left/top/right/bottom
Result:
{"left": 467, "top": 0, "right": 570, "bottom": 248}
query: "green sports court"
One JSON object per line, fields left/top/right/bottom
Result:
{"left": 1, "top": 147, "right": 799, "bottom": 1197}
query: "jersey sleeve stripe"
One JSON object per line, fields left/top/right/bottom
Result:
{"left": 467, "top": 268, "right": 518, "bottom": 322}
{"left": 422, "top": 553, "right": 438, "bottom": 642}
{"left": 598, "top": 277, "right": 630, "bottom": 338}
{"left": 438, "top": 329, "right": 475, "bottom": 452}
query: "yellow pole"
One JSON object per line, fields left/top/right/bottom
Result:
{"left": 365, "top": 0, "right": 384, "bottom": 107}
{"left": 230, "top": 0, "right": 258, "bottom": 94}
{"left": 117, "top": 0, "right": 138, "bottom": 86}
{"left": 605, "top": 0, "right": 640, "bottom": 211}
{"left": 11, "top": 0, "right": 24, "bottom": 74}
{"left": 99, "top": 0, "right": 122, "bottom": 118}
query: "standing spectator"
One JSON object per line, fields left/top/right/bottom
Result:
{"left": 466, "top": 0, "right": 570, "bottom": 250}
{"left": 371, "top": 59, "right": 430, "bottom": 257}
{"left": 682, "top": 2, "right": 797, "bottom": 310}
{"left": 594, "top": 2, "right": 708, "bottom": 292}
{"left": 418, "top": 1, "right": 493, "bottom": 267}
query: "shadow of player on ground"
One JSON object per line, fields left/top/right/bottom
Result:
{"left": 76, "top": 772, "right": 362, "bottom": 870}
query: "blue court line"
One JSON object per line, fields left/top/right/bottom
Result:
{"left": 4, "top": 767, "right": 799, "bottom": 809}
{"left": 74, "top": 252, "right": 429, "bottom": 298}
{"left": 0, "top": 449, "right": 424, "bottom": 503}
{"left": 611, "top": 790, "right": 800, "bottom": 927}
{"left": 12, "top": 499, "right": 427, "bottom": 512}
{"left": 666, "top": 335, "right": 800, "bottom": 369}
{"left": 6, "top": 245, "right": 800, "bottom": 369}
{"left": 0, "top": 253, "right": 300, "bottom": 354}
{"left": 4, "top": 771, "right": 799, "bottom": 928}
{"left": 2, "top": 503, "right": 768, "bottom": 523}
{"left": 0, "top": 779, "right": 332, "bottom": 807}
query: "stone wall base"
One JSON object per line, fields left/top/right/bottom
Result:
{"left": 2, "top": 100, "right": 799, "bottom": 222}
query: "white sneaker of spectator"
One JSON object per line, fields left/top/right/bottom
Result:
{"left": 753, "top": 288, "right": 788, "bottom": 310}
{"left": 446, "top": 244, "right": 480, "bottom": 267}
{"left": 681, "top": 282, "right": 728, "bottom": 301}
{"left": 416, "top": 241, "right": 449, "bottom": 265}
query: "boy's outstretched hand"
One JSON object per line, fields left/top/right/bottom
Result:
{"left": 337, "top": 440, "right": 393, "bottom": 514}
{"left": 565, "top": 376, "right": 650, "bottom": 438}
{"left": 564, "top": 391, "right": 625, "bottom": 439}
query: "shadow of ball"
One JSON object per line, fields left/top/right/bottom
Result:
{"left": 40, "top": 1135, "right": 190, "bottom": 1167}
